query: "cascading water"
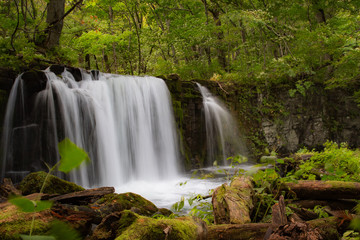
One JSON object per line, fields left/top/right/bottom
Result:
{"left": 197, "top": 83, "right": 247, "bottom": 166}
{"left": 0, "top": 68, "right": 180, "bottom": 188}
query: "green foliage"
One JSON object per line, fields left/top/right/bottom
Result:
{"left": 250, "top": 168, "right": 281, "bottom": 222}
{"left": 313, "top": 205, "right": 329, "bottom": 219}
{"left": 58, "top": 138, "right": 90, "bottom": 173}
{"left": 9, "top": 197, "right": 52, "bottom": 213}
{"left": 46, "top": 221, "right": 81, "bottom": 240}
{"left": 9, "top": 139, "right": 89, "bottom": 239}
{"left": 291, "top": 141, "right": 360, "bottom": 182}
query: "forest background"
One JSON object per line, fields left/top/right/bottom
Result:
{"left": 0, "top": 0, "right": 359, "bottom": 95}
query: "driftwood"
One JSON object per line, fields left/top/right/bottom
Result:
{"left": 283, "top": 180, "right": 360, "bottom": 200}
{"left": 212, "top": 176, "right": 253, "bottom": 224}
{"left": 50, "top": 187, "right": 114, "bottom": 204}
{"left": 208, "top": 217, "right": 342, "bottom": 240}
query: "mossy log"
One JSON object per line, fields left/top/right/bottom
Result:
{"left": 212, "top": 176, "right": 253, "bottom": 224}
{"left": 283, "top": 180, "right": 360, "bottom": 200}
{"left": 207, "top": 223, "right": 272, "bottom": 240}
{"left": 208, "top": 217, "right": 341, "bottom": 240}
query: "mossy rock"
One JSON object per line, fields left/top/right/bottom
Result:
{"left": 94, "top": 192, "right": 158, "bottom": 217}
{"left": 88, "top": 210, "right": 139, "bottom": 240}
{"left": 19, "top": 171, "right": 84, "bottom": 195}
{"left": 116, "top": 213, "right": 205, "bottom": 240}
{"left": 0, "top": 204, "right": 52, "bottom": 239}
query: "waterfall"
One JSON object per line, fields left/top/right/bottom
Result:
{"left": 1, "top": 68, "right": 180, "bottom": 187}
{"left": 196, "top": 83, "right": 247, "bottom": 166}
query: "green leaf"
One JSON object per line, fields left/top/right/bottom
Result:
{"left": 20, "top": 235, "right": 56, "bottom": 240}
{"left": 9, "top": 197, "right": 35, "bottom": 212}
{"left": 34, "top": 200, "right": 53, "bottom": 212}
{"left": 10, "top": 196, "right": 53, "bottom": 213}
{"left": 276, "top": 159, "right": 285, "bottom": 164}
{"left": 58, "top": 138, "right": 90, "bottom": 173}
{"left": 350, "top": 218, "right": 360, "bottom": 231}
{"left": 50, "top": 221, "right": 81, "bottom": 240}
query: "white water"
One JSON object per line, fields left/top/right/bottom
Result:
{"left": 197, "top": 83, "right": 247, "bottom": 166}
{"left": 116, "top": 163, "right": 256, "bottom": 210}
{"left": 1, "top": 68, "right": 180, "bottom": 188}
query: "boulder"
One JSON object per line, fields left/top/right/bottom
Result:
{"left": 87, "top": 210, "right": 138, "bottom": 240}
{"left": 91, "top": 192, "right": 159, "bottom": 218}
{"left": 115, "top": 212, "right": 207, "bottom": 240}
{"left": 19, "top": 171, "right": 84, "bottom": 195}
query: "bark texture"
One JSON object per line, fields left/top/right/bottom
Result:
{"left": 283, "top": 180, "right": 360, "bottom": 200}
{"left": 212, "top": 176, "right": 253, "bottom": 224}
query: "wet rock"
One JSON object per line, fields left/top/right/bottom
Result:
{"left": 87, "top": 210, "right": 138, "bottom": 240}
{"left": 155, "top": 208, "right": 173, "bottom": 217}
{"left": 115, "top": 213, "right": 207, "bottom": 240}
{"left": 19, "top": 171, "right": 84, "bottom": 195}
{"left": 91, "top": 192, "right": 158, "bottom": 218}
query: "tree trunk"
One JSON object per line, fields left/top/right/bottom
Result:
{"left": 283, "top": 180, "right": 360, "bottom": 200}
{"left": 212, "top": 176, "right": 253, "bottom": 224}
{"left": 46, "top": 0, "right": 65, "bottom": 49}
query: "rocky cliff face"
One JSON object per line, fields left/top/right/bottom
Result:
{"left": 260, "top": 88, "right": 360, "bottom": 153}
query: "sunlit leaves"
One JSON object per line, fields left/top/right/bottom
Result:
{"left": 58, "top": 138, "right": 90, "bottom": 173}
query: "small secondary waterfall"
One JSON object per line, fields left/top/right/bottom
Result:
{"left": 197, "top": 83, "right": 247, "bottom": 166}
{"left": 1, "top": 68, "right": 179, "bottom": 187}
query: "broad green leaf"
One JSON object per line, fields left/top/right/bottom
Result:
{"left": 34, "top": 200, "right": 53, "bottom": 212}
{"left": 10, "top": 196, "right": 53, "bottom": 212}
{"left": 58, "top": 138, "right": 90, "bottom": 173}
{"left": 50, "top": 221, "right": 81, "bottom": 240}
{"left": 20, "top": 235, "right": 55, "bottom": 240}
{"left": 9, "top": 197, "right": 35, "bottom": 212}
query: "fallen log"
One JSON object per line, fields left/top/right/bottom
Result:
{"left": 50, "top": 187, "right": 114, "bottom": 204}
{"left": 207, "top": 223, "right": 272, "bottom": 240}
{"left": 291, "top": 199, "right": 358, "bottom": 211}
{"left": 283, "top": 180, "right": 360, "bottom": 200}
{"left": 207, "top": 217, "right": 343, "bottom": 240}
{"left": 212, "top": 176, "right": 253, "bottom": 224}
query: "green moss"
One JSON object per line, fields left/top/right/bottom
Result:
{"left": 96, "top": 192, "right": 158, "bottom": 216}
{"left": 19, "top": 171, "right": 84, "bottom": 195}
{"left": 0, "top": 207, "right": 52, "bottom": 240}
{"left": 116, "top": 210, "right": 139, "bottom": 236}
{"left": 0, "top": 219, "right": 51, "bottom": 240}
{"left": 116, "top": 215, "right": 198, "bottom": 240}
